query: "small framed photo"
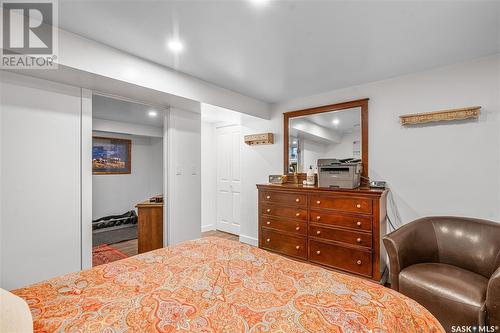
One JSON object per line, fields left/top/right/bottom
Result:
{"left": 92, "top": 137, "right": 131, "bottom": 174}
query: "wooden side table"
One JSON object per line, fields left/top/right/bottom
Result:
{"left": 135, "top": 200, "right": 163, "bottom": 254}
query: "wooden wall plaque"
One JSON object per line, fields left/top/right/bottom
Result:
{"left": 400, "top": 106, "right": 481, "bottom": 125}
{"left": 244, "top": 133, "right": 274, "bottom": 145}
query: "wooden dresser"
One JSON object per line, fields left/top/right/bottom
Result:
{"left": 136, "top": 200, "right": 163, "bottom": 254}
{"left": 257, "top": 183, "right": 388, "bottom": 282}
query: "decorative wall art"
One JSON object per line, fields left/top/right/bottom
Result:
{"left": 92, "top": 137, "right": 131, "bottom": 174}
{"left": 400, "top": 106, "right": 481, "bottom": 125}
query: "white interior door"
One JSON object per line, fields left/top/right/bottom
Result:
{"left": 216, "top": 126, "right": 241, "bottom": 235}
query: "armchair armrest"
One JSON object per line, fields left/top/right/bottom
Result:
{"left": 486, "top": 265, "right": 500, "bottom": 326}
{"left": 383, "top": 217, "right": 439, "bottom": 291}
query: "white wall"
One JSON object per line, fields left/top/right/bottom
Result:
{"left": 0, "top": 72, "right": 83, "bottom": 289}
{"left": 240, "top": 114, "right": 282, "bottom": 245}
{"left": 201, "top": 121, "right": 217, "bottom": 232}
{"left": 301, "top": 140, "right": 324, "bottom": 171}
{"left": 238, "top": 55, "right": 500, "bottom": 245}
{"left": 295, "top": 133, "right": 360, "bottom": 172}
{"left": 325, "top": 131, "right": 361, "bottom": 159}
{"left": 92, "top": 131, "right": 163, "bottom": 219}
{"left": 167, "top": 108, "right": 202, "bottom": 245}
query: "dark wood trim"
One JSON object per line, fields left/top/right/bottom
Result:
{"left": 283, "top": 98, "right": 369, "bottom": 181}
{"left": 361, "top": 99, "right": 369, "bottom": 181}
{"left": 283, "top": 98, "right": 369, "bottom": 118}
{"left": 283, "top": 113, "right": 289, "bottom": 175}
{"left": 92, "top": 136, "right": 132, "bottom": 175}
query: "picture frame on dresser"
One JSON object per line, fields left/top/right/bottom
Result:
{"left": 257, "top": 98, "right": 388, "bottom": 283}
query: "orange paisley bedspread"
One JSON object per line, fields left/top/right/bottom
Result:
{"left": 12, "top": 237, "right": 444, "bottom": 333}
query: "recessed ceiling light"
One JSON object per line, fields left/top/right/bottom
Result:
{"left": 148, "top": 110, "right": 158, "bottom": 117}
{"left": 167, "top": 39, "right": 184, "bottom": 53}
{"left": 332, "top": 119, "right": 340, "bottom": 125}
{"left": 250, "top": 0, "right": 269, "bottom": 6}
{"left": 292, "top": 140, "right": 297, "bottom": 145}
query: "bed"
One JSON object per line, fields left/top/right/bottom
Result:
{"left": 12, "top": 237, "right": 444, "bottom": 332}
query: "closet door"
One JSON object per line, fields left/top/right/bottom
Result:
{"left": 0, "top": 72, "right": 82, "bottom": 290}
{"left": 216, "top": 126, "right": 241, "bottom": 235}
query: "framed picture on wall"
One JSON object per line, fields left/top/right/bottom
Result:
{"left": 92, "top": 137, "right": 131, "bottom": 174}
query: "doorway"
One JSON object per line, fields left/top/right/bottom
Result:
{"left": 91, "top": 93, "right": 165, "bottom": 266}
{"left": 215, "top": 125, "right": 241, "bottom": 235}
{"left": 201, "top": 104, "right": 242, "bottom": 238}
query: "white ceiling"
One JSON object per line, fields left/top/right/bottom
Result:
{"left": 290, "top": 107, "right": 360, "bottom": 144}
{"left": 60, "top": 1, "right": 499, "bottom": 103}
{"left": 93, "top": 94, "right": 164, "bottom": 127}
{"left": 305, "top": 107, "right": 361, "bottom": 134}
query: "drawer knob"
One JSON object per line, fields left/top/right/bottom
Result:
{"left": 316, "top": 216, "right": 321, "bottom": 221}
{"left": 316, "top": 200, "right": 321, "bottom": 205}
{"left": 356, "top": 238, "right": 361, "bottom": 243}
{"left": 356, "top": 221, "right": 362, "bottom": 226}
{"left": 295, "top": 198, "right": 300, "bottom": 202}
{"left": 356, "top": 204, "right": 361, "bottom": 209}
{"left": 266, "top": 238, "right": 270, "bottom": 242}
{"left": 295, "top": 245, "right": 300, "bottom": 250}
{"left": 357, "top": 260, "right": 362, "bottom": 265}
{"left": 295, "top": 226, "right": 300, "bottom": 231}
{"left": 266, "top": 195, "right": 271, "bottom": 199}
{"left": 316, "top": 250, "right": 321, "bottom": 255}
{"left": 295, "top": 212, "right": 300, "bottom": 217}
{"left": 316, "top": 230, "right": 321, "bottom": 235}
{"left": 267, "top": 209, "right": 271, "bottom": 213}
{"left": 266, "top": 221, "right": 271, "bottom": 225}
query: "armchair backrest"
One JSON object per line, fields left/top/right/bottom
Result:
{"left": 428, "top": 216, "right": 500, "bottom": 278}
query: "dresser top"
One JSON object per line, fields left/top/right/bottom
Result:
{"left": 257, "top": 183, "right": 387, "bottom": 197}
{"left": 136, "top": 200, "right": 164, "bottom": 208}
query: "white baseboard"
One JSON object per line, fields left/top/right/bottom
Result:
{"left": 201, "top": 224, "right": 215, "bottom": 232}
{"left": 239, "top": 234, "right": 258, "bottom": 246}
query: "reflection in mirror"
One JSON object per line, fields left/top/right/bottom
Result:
{"left": 288, "top": 107, "right": 361, "bottom": 173}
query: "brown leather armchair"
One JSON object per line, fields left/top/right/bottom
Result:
{"left": 383, "top": 216, "right": 500, "bottom": 332}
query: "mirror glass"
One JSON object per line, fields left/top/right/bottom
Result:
{"left": 288, "top": 107, "right": 361, "bottom": 173}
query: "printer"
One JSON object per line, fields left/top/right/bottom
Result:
{"left": 317, "top": 158, "right": 362, "bottom": 189}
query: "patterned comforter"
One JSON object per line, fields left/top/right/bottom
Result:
{"left": 12, "top": 237, "right": 443, "bottom": 332}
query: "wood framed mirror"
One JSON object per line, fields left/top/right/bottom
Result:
{"left": 283, "top": 98, "right": 369, "bottom": 181}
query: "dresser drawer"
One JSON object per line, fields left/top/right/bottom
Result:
{"left": 260, "top": 204, "right": 307, "bottom": 221}
{"left": 309, "top": 224, "right": 372, "bottom": 248}
{"left": 261, "top": 228, "right": 307, "bottom": 259}
{"left": 260, "top": 191, "right": 307, "bottom": 206}
{"left": 260, "top": 217, "right": 306, "bottom": 235}
{"left": 310, "top": 211, "right": 372, "bottom": 232}
{"left": 310, "top": 196, "right": 372, "bottom": 214}
{"left": 309, "top": 240, "right": 372, "bottom": 277}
